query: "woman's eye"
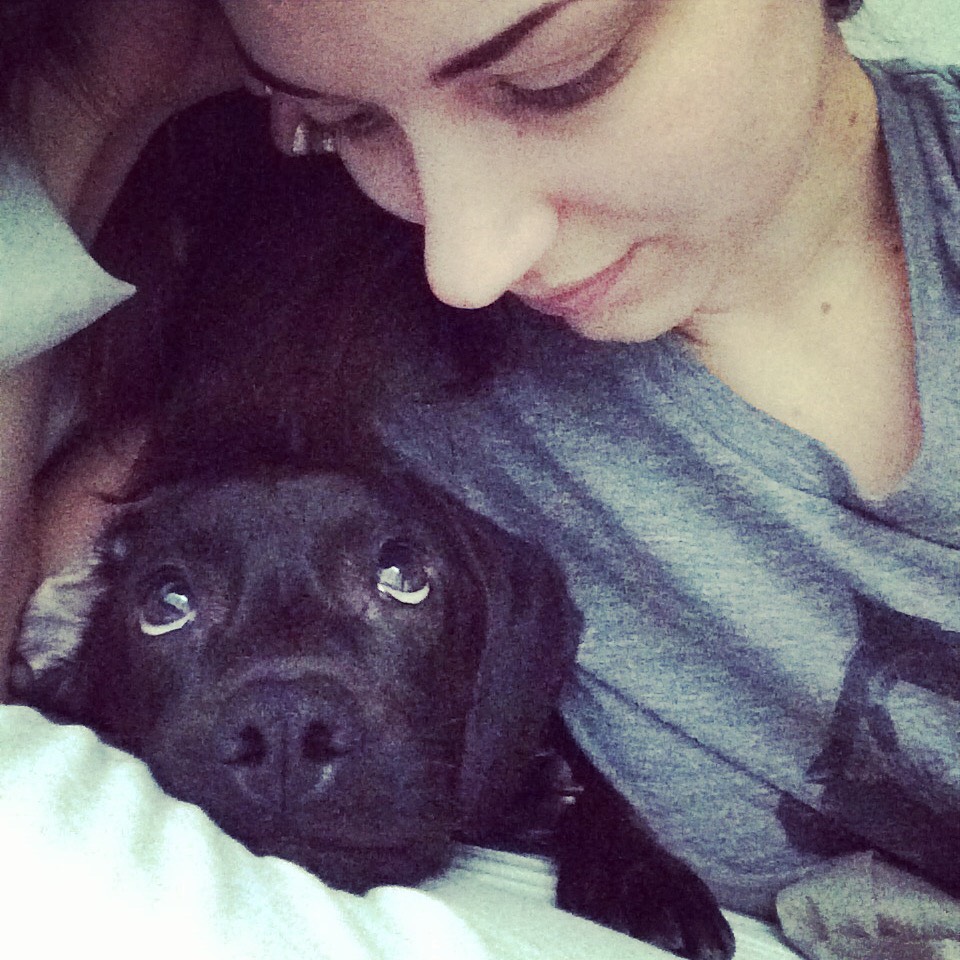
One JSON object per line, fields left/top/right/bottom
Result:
{"left": 139, "top": 581, "right": 197, "bottom": 636}
{"left": 496, "top": 41, "right": 630, "bottom": 114}
{"left": 376, "top": 539, "right": 431, "bottom": 605}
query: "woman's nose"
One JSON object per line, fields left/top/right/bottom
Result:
{"left": 347, "top": 122, "right": 558, "bottom": 310}
{"left": 416, "top": 147, "right": 558, "bottom": 310}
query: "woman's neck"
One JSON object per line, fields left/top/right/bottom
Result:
{"left": 683, "top": 41, "right": 892, "bottom": 341}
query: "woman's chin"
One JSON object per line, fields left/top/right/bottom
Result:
{"left": 553, "top": 299, "right": 693, "bottom": 345}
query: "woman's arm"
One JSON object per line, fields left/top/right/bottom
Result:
{"left": 0, "top": 356, "right": 50, "bottom": 689}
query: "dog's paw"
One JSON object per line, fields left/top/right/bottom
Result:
{"left": 556, "top": 850, "right": 735, "bottom": 960}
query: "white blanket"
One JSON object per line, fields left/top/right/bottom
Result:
{"left": 0, "top": 705, "right": 801, "bottom": 959}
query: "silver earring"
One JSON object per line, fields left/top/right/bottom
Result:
{"left": 316, "top": 129, "right": 338, "bottom": 155}
{"left": 291, "top": 120, "right": 311, "bottom": 156}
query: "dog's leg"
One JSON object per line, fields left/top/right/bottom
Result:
{"left": 554, "top": 752, "right": 735, "bottom": 960}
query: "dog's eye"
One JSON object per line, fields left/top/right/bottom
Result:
{"left": 376, "top": 539, "right": 430, "bottom": 605}
{"left": 139, "top": 582, "right": 197, "bottom": 636}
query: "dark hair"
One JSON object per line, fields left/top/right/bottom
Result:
{"left": 825, "top": 0, "right": 864, "bottom": 20}
{"left": 0, "top": 0, "right": 90, "bottom": 120}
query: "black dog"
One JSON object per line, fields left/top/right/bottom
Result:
{"left": 11, "top": 117, "right": 733, "bottom": 956}
{"left": 13, "top": 464, "right": 733, "bottom": 959}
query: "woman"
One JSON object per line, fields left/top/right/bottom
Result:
{"left": 212, "top": 0, "right": 960, "bottom": 917}
{"left": 1, "top": 0, "right": 958, "bottom": 952}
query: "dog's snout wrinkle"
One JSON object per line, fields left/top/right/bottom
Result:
{"left": 217, "top": 676, "right": 363, "bottom": 811}
{"left": 216, "top": 656, "right": 373, "bottom": 701}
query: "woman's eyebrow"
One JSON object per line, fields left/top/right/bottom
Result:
{"left": 234, "top": 42, "right": 353, "bottom": 104}
{"left": 232, "top": 0, "right": 578, "bottom": 102}
{"left": 430, "top": 0, "right": 577, "bottom": 83}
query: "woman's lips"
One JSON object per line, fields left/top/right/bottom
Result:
{"left": 517, "top": 244, "right": 640, "bottom": 320}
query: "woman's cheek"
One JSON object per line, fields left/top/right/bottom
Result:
{"left": 340, "top": 138, "right": 425, "bottom": 224}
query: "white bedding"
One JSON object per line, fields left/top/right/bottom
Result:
{"left": 0, "top": 705, "right": 801, "bottom": 959}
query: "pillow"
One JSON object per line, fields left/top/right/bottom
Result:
{"left": 0, "top": 149, "right": 134, "bottom": 370}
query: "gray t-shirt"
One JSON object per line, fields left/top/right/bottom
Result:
{"left": 380, "top": 60, "right": 960, "bottom": 916}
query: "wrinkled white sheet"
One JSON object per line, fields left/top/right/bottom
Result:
{"left": 0, "top": 705, "right": 800, "bottom": 959}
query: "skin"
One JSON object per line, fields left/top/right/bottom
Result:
{"left": 0, "top": 359, "right": 50, "bottom": 696}
{"left": 219, "top": 0, "right": 921, "bottom": 499}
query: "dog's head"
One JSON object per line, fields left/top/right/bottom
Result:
{"left": 13, "top": 468, "right": 580, "bottom": 892}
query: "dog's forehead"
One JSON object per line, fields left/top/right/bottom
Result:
{"left": 139, "top": 473, "right": 430, "bottom": 543}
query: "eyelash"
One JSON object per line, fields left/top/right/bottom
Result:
{"left": 317, "top": 40, "right": 631, "bottom": 146}
{"left": 496, "top": 40, "right": 629, "bottom": 114}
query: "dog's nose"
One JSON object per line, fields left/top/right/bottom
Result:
{"left": 217, "top": 677, "right": 362, "bottom": 809}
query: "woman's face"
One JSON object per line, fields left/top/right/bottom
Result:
{"left": 219, "top": 0, "right": 848, "bottom": 342}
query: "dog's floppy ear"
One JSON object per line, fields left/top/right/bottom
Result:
{"left": 10, "top": 550, "right": 103, "bottom": 717}
{"left": 9, "top": 503, "right": 146, "bottom": 719}
{"left": 416, "top": 482, "right": 583, "bottom": 840}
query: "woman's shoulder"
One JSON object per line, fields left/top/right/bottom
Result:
{"left": 861, "top": 57, "right": 960, "bottom": 287}
{"left": 860, "top": 57, "right": 959, "bottom": 95}
{"left": 861, "top": 57, "right": 959, "bottom": 149}
{"left": 862, "top": 57, "right": 959, "bottom": 145}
